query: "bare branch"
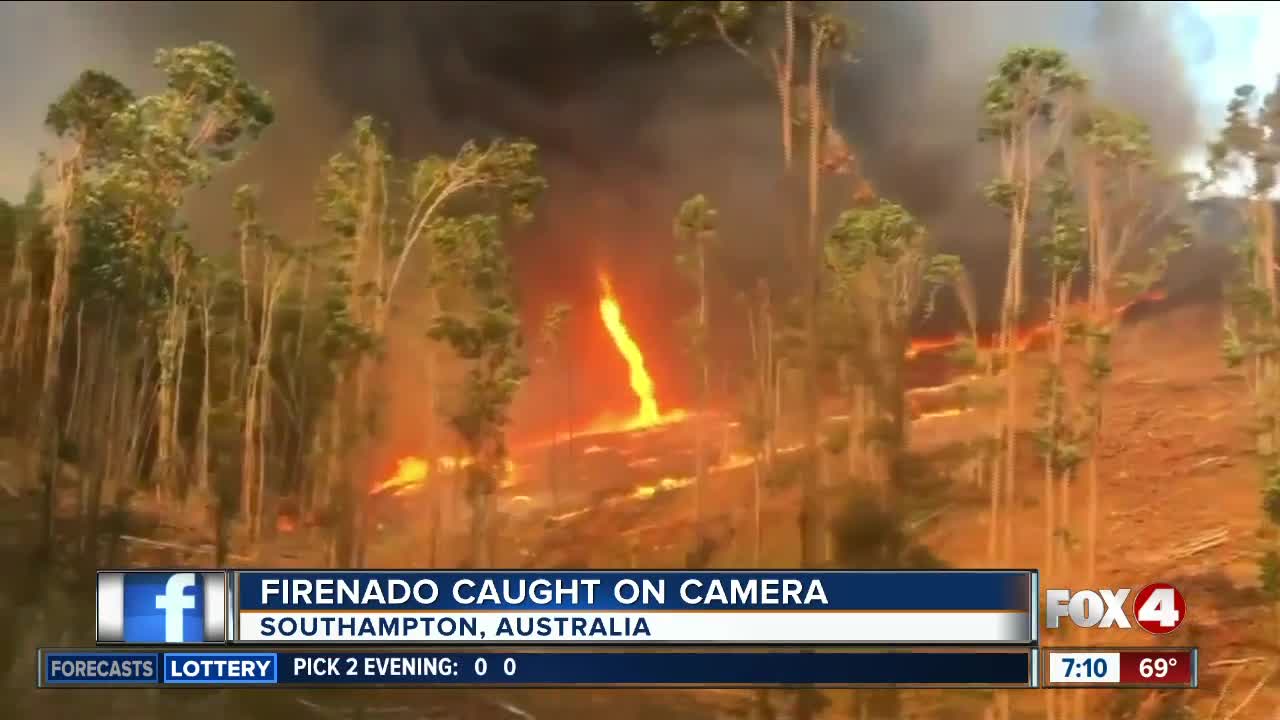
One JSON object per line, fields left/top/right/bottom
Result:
{"left": 711, "top": 14, "right": 772, "bottom": 81}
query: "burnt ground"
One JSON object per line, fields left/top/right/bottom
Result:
{"left": 3, "top": 297, "right": 1278, "bottom": 718}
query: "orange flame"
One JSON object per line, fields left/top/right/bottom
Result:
{"left": 370, "top": 455, "right": 521, "bottom": 496}
{"left": 276, "top": 513, "right": 297, "bottom": 533}
{"left": 371, "top": 456, "right": 429, "bottom": 496}
{"left": 598, "top": 275, "right": 663, "bottom": 428}
{"left": 905, "top": 290, "right": 1169, "bottom": 359}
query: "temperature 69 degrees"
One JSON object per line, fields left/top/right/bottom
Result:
{"left": 1046, "top": 649, "right": 1197, "bottom": 688}
{"left": 1045, "top": 583, "right": 1186, "bottom": 634}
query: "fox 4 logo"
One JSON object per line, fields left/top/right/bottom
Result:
{"left": 1045, "top": 582, "right": 1186, "bottom": 635}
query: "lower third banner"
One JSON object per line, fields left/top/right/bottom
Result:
{"left": 39, "top": 648, "right": 1034, "bottom": 688}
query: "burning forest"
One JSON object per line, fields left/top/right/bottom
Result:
{"left": 2, "top": 1, "right": 1280, "bottom": 719}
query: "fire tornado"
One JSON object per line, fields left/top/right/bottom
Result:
{"left": 598, "top": 275, "right": 662, "bottom": 428}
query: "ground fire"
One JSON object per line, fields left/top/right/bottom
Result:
{"left": 905, "top": 288, "right": 1169, "bottom": 359}
{"left": 369, "top": 285, "right": 1172, "bottom": 498}
{"left": 370, "top": 456, "right": 430, "bottom": 496}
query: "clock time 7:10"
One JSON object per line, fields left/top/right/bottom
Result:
{"left": 1047, "top": 651, "right": 1121, "bottom": 684}
{"left": 1061, "top": 656, "right": 1109, "bottom": 679}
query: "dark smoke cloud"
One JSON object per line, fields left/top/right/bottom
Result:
{"left": 0, "top": 1, "right": 1206, "bottom": 433}
{"left": 838, "top": 2, "right": 1202, "bottom": 325}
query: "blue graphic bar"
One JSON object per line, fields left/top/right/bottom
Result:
{"left": 38, "top": 648, "right": 1033, "bottom": 688}
{"left": 234, "top": 570, "right": 1033, "bottom": 611}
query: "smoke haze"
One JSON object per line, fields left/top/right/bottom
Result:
{"left": 0, "top": 1, "right": 1218, "bottom": 434}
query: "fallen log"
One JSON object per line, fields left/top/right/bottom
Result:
{"left": 119, "top": 534, "right": 255, "bottom": 562}
{"left": 1168, "top": 528, "right": 1229, "bottom": 560}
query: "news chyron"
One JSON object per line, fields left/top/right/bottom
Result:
{"left": 97, "top": 571, "right": 228, "bottom": 644}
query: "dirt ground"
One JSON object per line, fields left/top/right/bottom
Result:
{"left": 363, "top": 298, "right": 1280, "bottom": 718}
{"left": 3, "top": 299, "right": 1277, "bottom": 719}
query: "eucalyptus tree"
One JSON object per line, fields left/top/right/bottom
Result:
{"left": 93, "top": 42, "right": 273, "bottom": 499}
{"left": 674, "top": 194, "right": 719, "bottom": 544}
{"left": 1032, "top": 174, "right": 1087, "bottom": 595}
{"left": 636, "top": 1, "right": 799, "bottom": 170}
{"left": 232, "top": 186, "right": 295, "bottom": 539}
{"left": 638, "top": 0, "right": 855, "bottom": 571}
{"left": 979, "top": 47, "right": 1086, "bottom": 564}
{"left": 537, "top": 301, "right": 572, "bottom": 514}
{"left": 1208, "top": 79, "right": 1280, "bottom": 635}
{"left": 738, "top": 277, "right": 781, "bottom": 565}
{"left": 822, "top": 198, "right": 956, "bottom": 720}
{"left": 1075, "top": 106, "right": 1187, "bottom": 593}
{"left": 823, "top": 199, "right": 960, "bottom": 499}
{"left": 429, "top": 180, "right": 543, "bottom": 567}
{"left": 33, "top": 70, "right": 134, "bottom": 548}
{"left": 319, "top": 115, "right": 544, "bottom": 566}
{"left": 0, "top": 183, "right": 47, "bottom": 423}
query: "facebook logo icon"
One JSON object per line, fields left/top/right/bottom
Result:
{"left": 97, "top": 571, "right": 226, "bottom": 644}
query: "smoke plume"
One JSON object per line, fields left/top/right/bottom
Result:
{"left": 839, "top": 2, "right": 1203, "bottom": 325}
{"left": 0, "top": 1, "right": 1209, "bottom": 434}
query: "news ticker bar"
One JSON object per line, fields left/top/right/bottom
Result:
{"left": 37, "top": 647, "right": 1200, "bottom": 689}
{"left": 96, "top": 570, "right": 1037, "bottom": 645}
{"left": 40, "top": 648, "right": 1037, "bottom": 688}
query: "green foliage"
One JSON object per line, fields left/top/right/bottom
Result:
{"left": 674, "top": 193, "right": 718, "bottom": 281}
{"left": 1076, "top": 105, "right": 1154, "bottom": 167}
{"left": 821, "top": 197, "right": 954, "bottom": 468}
{"left": 44, "top": 70, "right": 135, "bottom": 159}
{"left": 318, "top": 117, "right": 389, "bottom": 245}
{"left": 982, "top": 179, "right": 1017, "bottom": 213}
{"left": 828, "top": 200, "right": 924, "bottom": 263}
{"left": 922, "top": 253, "right": 963, "bottom": 319}
{"left": 1222, "top": 318, "right": 1246, "bottom": 369}
{"left": 980, "top": 46, "right": 1086, "bottom": 140}
{"left": 674, "top": 194, "right": 718, "bottom": 364}
{"left": 674, "top": 194, "right": 717, "bottom": 244}
{"left": 825, "top": 199, "right": 926, "bottom": 303}
{"left": 1032, "top": 366, "right": 1085, "bottom": 475}
{"left": 232, "top": 185, "right": 289, "bottom": 258}
{"left": 74, "top": 202, "right": 150, "bottom": 306}
{"left": 105, "top": 42, "right": 274, "bottom": 200}
{"left": 634, "top": 1, "right": 760, "bottom": 53}
{"left": 1265, "top": 463, "right": 1280, "bottom": 525}
{"left": 635, "top": 1, "right": 856, "bottom": 84}
{"left": 153, "top": 42, "right": 274, "bottom": 157}
{"left": 823, "top": 423, "right": 849, "bottom": 454}
{"left": 1117, "top": 228, "right": 1190, "bottom": 297}
{"left": 424, "top": 139, "right": 545, "bottom": 481}
{"left": 77, "top": 41, "right": 275, "bottom": 313}
{"left": 1039, "top": 176, "right": 1086, "bottom": 278}
{"left": 1085, "top": 328, "right": 1114, "bottom": 381}
{"left": 435, "top": 312, "right": 526, "bottom": 422}
{"left": 922, "top": 253, "right": 963, "bottom": 288}
{"left": 1206, "top": 79, "right": 1280, "bottom": 196}
{"left": 1261, "top": 550, "right": 1280, "bottom": 600}
{"left": 947, "top": 337, "right": 979, "bottom": 370}
{"left": 538, "top": 302, "right": 572, "bottom": 358}
{"left": 1217, "top": 183, "right": 1280, "bottom": 368}
{"left": 1210, "top": 81, "right": 1280, "bottom": 607}
{"left": 1033, "top": 172, "right": 1089, "bottom": 480}
{"left": 0, "top": 200, "right": 15, "bottom": 254}
{"left": 429, "top": 138, "right": 546, "bottom": 225}
{"left": 809, "top": 8, "right": 856, "bottom": 59}
{"left": 830, "top": 488, "right": 944, "bottom": 569}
